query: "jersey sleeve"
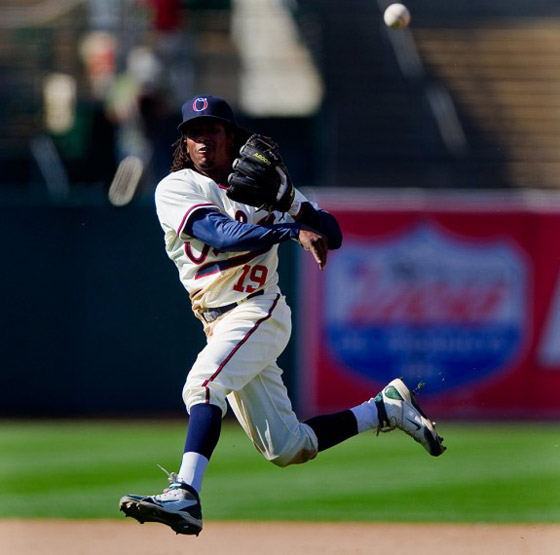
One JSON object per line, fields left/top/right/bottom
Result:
{"left": 187, "top": 208, "right": 301, "bottom": 252}
{"left": 297, "top": 203, "right": 343, "bottom": 250}
{"left": 155, "top": 172, "right": 218, "bottom": 238}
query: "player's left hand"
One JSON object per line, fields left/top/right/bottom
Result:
{"left": 299, "top": 226, "right": 328, "bottom": 270}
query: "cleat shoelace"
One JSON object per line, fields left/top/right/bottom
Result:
{"left": 156, "top": 464, "right": 182, "bottom": 493}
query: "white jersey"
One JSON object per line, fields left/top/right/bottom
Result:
{"left": 155, "top": 168, "right": 301, "bottom": 314}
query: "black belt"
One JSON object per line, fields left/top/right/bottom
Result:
{"left": 201, "top": 289, "right": 264, "bottom": 323}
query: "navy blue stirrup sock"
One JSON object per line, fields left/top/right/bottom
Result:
{"left": 304, "top": 410, "right": 359, "bottom": 451}
{"left": 184, "top": 404, "right": 222, "bottom": 459}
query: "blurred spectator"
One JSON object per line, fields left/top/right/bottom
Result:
{"left": 143, "top": 0, "right": 194, "bottom": 110}
{"left": 145, "top": 0, "right": 182, "bottom": 32}
{"left": 43, "top": 73, "right": 77, "bottom": 136}
{"left": 105, "top": 46, "right": 161, "bottom": 163}
{"left": 105, "top": 44, "right": 179, "bottom": 202}
{"left": 79, "top": 30, "right": 117, "bottom": 102}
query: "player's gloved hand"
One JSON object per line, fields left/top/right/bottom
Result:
{"left": 227, "top": 134, "right": 295, "bottom": 212}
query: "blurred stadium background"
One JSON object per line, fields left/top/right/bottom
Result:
{"left": 2, "top": 0, "right": 560, "bottom": 426}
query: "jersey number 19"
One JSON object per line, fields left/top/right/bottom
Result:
{"left": 233, "top": 264, "right": 268, "bottom": 293}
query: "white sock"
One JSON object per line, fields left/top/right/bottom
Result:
{"left": 350, "top": 399, "right": 379, "bottom": 434}
{"left": 177, "top": 452, "right": 209, "bottom": 493}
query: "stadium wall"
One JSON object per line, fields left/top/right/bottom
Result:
{"left": 1, "top": 204, "right": 296, "bottom": 417}
{"left": 4, "top": 189, "right": 560, "bottom": 420}
{"left": 297, "top": 189, "right": 560, "bottom": 420}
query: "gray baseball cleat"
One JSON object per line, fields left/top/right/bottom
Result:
{"left": 120, "top": 473, "right": 203, "bottom": 536}
{"left": 374, "top": 378, "right": 446, "bottom": 456}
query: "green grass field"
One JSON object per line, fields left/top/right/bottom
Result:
{"left": 0, "top": 420, "right": 558, "bottom": 523}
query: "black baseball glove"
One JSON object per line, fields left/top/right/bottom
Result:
{"left": 227, "top": 134, "right": 295, "bottom": 212}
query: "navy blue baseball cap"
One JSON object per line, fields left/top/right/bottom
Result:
{"left": 178, "top": 94, "right": 241, "bottom": 133}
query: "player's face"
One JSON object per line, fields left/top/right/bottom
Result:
{"left": 184, "top": 119, "right": 235, "bottom": 177}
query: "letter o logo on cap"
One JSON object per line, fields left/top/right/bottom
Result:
{"left": 193, "top": 97, "right": 208, "bottom": 112}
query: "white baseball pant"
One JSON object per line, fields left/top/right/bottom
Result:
{"left": 182, "top": 289, "right": 318, "bottom": 467}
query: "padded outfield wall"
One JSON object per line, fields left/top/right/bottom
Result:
{"left": 297, "top": 189, "right": 560, "bottom": 420}
{"left": 0, "top": 203, "right": 296, "bottom": 417}
{"left": 3, "top": 189, "right": 560, "bottom": 419}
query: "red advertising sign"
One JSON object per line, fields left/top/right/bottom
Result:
{"left": 297, "top": 191, "right": 560, "bottom": 420}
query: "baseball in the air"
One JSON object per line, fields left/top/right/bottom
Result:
{"left": 383, "top": 3, "right": 411, "bottom": 30}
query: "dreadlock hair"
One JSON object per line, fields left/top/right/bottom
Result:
{"left": 170, "top": 136, "right": 192, "bottom": 173}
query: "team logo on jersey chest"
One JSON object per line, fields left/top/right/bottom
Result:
{"left": 323, "top": 224, "right": 529, "bottom": 395}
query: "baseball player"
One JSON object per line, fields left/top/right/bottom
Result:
{"left": 119, "top": 95, "right": 445, "bottom": 536}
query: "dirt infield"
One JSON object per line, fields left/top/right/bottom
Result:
{"left": 1, "top": 520, "right": 559, "bottom": 555}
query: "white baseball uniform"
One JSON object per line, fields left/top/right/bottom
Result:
{"left": 155, "top": 168, "right": 318, "bottom": 466}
